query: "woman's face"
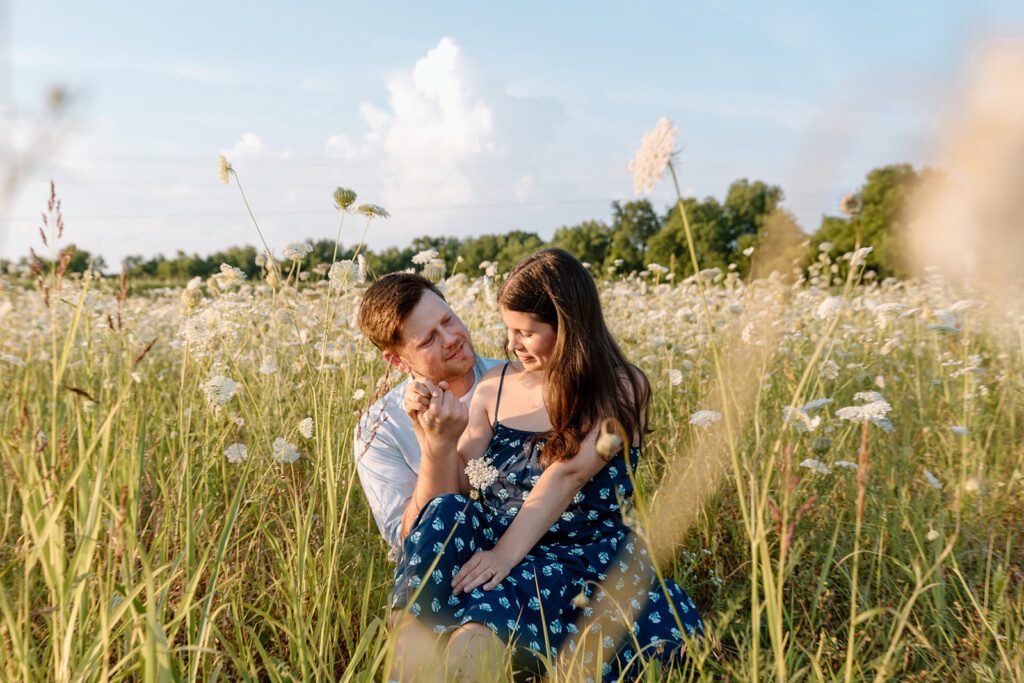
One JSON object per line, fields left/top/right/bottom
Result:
{"left": 501, "top": 307, "right": 557, "bottom": 372}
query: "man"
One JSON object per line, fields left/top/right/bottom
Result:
{"left": 354, "top": 272, "right": 501, "bottom": 552}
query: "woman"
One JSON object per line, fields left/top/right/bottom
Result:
{"left": 393, "top": 249, "right": 703, "bottom": 681}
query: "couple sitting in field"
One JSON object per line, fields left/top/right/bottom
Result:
{"left": 354, "top": 249, "right": 703, "bottom": 681}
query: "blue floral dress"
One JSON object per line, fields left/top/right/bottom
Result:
{"left": 391, "top": 364, "right": 703, "bottom": 680}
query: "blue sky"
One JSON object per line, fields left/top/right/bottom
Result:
{"left": 3, "top": 1, "right": 1024, "bottom": 267}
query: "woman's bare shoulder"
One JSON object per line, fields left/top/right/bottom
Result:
{"left": 474, "top": 362, "right": 517, "bottom": 395}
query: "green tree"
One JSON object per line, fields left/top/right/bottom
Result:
{"left": 811, "top": 163, "right": 926, "bottom": 277}
{"left": 647, "top": 197, "right": 730, "bottom": 277}
{"left": 721, "top": 179, "right": 784, "bottom": 259}
{"left": 549, "top": 220, "right": 612, "bottom": 268}
{"left": 457, "top": 231, "right": 544, "bottom": 275}
{"left": 606, "top": 200, "right": 661, "bottom": 272}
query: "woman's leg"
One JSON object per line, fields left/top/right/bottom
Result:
{"left": 391, "top": 494, "right": 494, "bottom": 679}
{"left": 445, "top": 622, "right": 506, "bottom": 681}
{"left": 389, "top": 611, "right": 444, "bottom": 682}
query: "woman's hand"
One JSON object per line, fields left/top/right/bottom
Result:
{"left": 452, "top": 549, "right": 513, "bottom": 595}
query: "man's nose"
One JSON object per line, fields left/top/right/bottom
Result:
{"left": 440, "top": 328, "right": 458, "bottom": 347}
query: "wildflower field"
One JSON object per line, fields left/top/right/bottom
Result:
{"left": 1, "top": 232, "right": 1022, "bottom": 681}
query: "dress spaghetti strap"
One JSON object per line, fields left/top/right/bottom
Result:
{"left": 493, "top": 362, "right": 512, "bottom": 429}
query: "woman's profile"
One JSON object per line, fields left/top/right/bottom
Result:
{"left": 391, "top": 248, "right": 703, "bottom": 681}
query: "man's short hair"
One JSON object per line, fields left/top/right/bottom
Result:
{"left": 358, "top": 272, "right": 445, "bottom": 351}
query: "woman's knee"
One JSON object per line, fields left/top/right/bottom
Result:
{"left": 450, "top": 622, "right": 492, "bottom": 641}
{"left": 423, "top": 493, "right": 469, "bottom": 517}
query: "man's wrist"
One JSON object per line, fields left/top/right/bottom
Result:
{"left": 422, "top": 433, "right": 458, "bottom": 456}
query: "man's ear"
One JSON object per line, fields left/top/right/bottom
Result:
{"left": 382, "top": 350, "right": 411, "bottom": 374}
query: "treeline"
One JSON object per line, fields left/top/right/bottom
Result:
{"left": 0, "top": 163, "right": 934, "bottom": 282}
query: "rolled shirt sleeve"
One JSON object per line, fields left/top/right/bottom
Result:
{"left": 353, "top": 386, "right": 420, "bottom": 550}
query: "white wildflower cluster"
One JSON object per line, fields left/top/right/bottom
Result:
{"left": 465, "top": 457, "right": 499, "bottom": 494}
{"left": 224, "top": 443, "right": 248, "bottom": 463}
{"left": 299, "top": 417, "right": 314, "bottom": 439}
{"left": 282, "top": 241, "right": 312, "bottom": 261}
{"left": 412, "top": 249, "right": 438, "bottom": 265}
{"left": 836, "top": 391, "right": 893, "bottom": 432}
{"left": 216, "top": 263, "right": 246, "bottom": 288}
{"left": 328, "top": 260, "right": 362, "bottom": 291}
{"left": 628, "top": 117, "right": 677, "bottom": 195}
{"left": 782, "top": 406, "right": 821, "bottom": 433}
{"left": 181, "top": 298, "right": 253, "bottom": 358}
{"left": 479, "top": 261, "right": 499, "bottom": 278}
{"left": 800, "top": 458, "right": 830, "bottom": 474}
{"left": 272, "top": 437, "right": 301, "bottom": 464}
{"left": 815, "top": 296, "right": 842, "bottom": 321}
{"left": 689, "top": 410, "right": 722, "bottom": 428}
{"left": 817, "top": 359, "right": 839, "bottom": 380}
{"left": 203, "top": 375, "right": 238, "bottom": 410}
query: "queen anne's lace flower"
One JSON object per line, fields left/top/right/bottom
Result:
{"left": 356, "top": 203, "right": 389, "bottom": 218}
{"left": 628, "top": 117, "right": 677, "bottom": 195}
{"left": 333, "top": 187, "right": 357, "bottom": 210}
{"left": 816, "top": 296, "right": 842, "bottom": 320}
{"left": 689, "top": 410, "right": 722, "bottom": 428}
{"left": 800, "top": 458, "right": 830, "bottom": 474}
{"left": 203, "top": 375, "right": 237, "bottom": 409}
{"left": 299, "top": 417, "right": 314, "bottom": 439}
{"left": 839, "top": 192, "right": 862, "bottom": 217}
{"left": 218, "top": 155, "right": 232, "bottom": 186}
{"left": 422, "top": 258, "right": 446, "bottom": 283}
{"left": 329, "top": 260, "right": 361, "bottom": 290}
{"left": 224, "top": 443, "right": 248, "bottom": 463}
{"left": 850, "top": 246, "right": 874, "bottom": 268}
{"left": 218, "top": 263, "right": 246, "bottom": 285}
{"left": 465, "top": 458, "right": 499, "bottom": 498}
{"left": 273, "top": 437, "right": 301, "bottom": 464}
{"left": 283, "top": 241, "right": 312, "bottom": 260}
{"left": 412, "top": 249, "right": 438, "bottom": 265}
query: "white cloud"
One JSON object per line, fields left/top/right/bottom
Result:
{"left": 325, "top": 133, "right": 365, "bottom": 160}
{"left": 222, "top": 132, "right": 266, "bottom": 160}
{"left": 373, "top": 36, "right": 499, "bottom": 206}
{"left": 324, "top": 36, "right": 564, "bottom": 235}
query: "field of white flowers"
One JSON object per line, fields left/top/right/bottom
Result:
{"left": 1, "top": 235, "right": 1022, "bottom": 681}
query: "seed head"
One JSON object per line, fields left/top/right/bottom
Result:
{"left": 218, "top": 155, "right": 232, "bottom": 186}
{"left": 840, "top": 192, "right": 862, "bottom": 217}
{"left": 356, "top": 203, "right": 389, "bottom": 218}
{"left": 596, "top": 418, "right": 625, "bottom": 461}
{"left": 333, "top": 187, "right": 357, "bottom": 210}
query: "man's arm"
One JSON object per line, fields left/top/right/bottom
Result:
{"left": 353, "top": 418, "right": 418, "bottom": 549}
{"left": 397, "top": 380, "right": 470, "bottom": 539}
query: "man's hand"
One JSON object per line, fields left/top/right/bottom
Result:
{"left": 402, "top": 377, "right": 438, "bottom": 430}
{"left": 419, "top": 386, "right": 469, "bottom": 445}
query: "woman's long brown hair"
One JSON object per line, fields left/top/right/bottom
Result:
{"left": 497, "top": 248, "right": 650, "bottom": 466}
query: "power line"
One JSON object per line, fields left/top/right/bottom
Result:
{"left": 7, "top": 197, "right": 619, "bottom": 223}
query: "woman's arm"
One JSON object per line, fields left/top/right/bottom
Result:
{"left": 451, "top": 427, "right": 610, "bottom": 595}
{"left": 450, "top": 377, "right": 498, "bottom": 492}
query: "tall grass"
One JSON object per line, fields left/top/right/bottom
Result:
{"left": 1, "top": 231, "right": 1022, "bottom": 680}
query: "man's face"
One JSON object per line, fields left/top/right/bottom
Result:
{"left": 384, "top": 291, "right": 475, "bottom": 382}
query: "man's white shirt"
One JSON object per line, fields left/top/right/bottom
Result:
{"left": 353, "top": 355, "right": 502, "bottom": 552}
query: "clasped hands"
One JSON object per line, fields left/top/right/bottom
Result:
{"left": 402, "top": 376, "right": 469, "bottom": 444}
